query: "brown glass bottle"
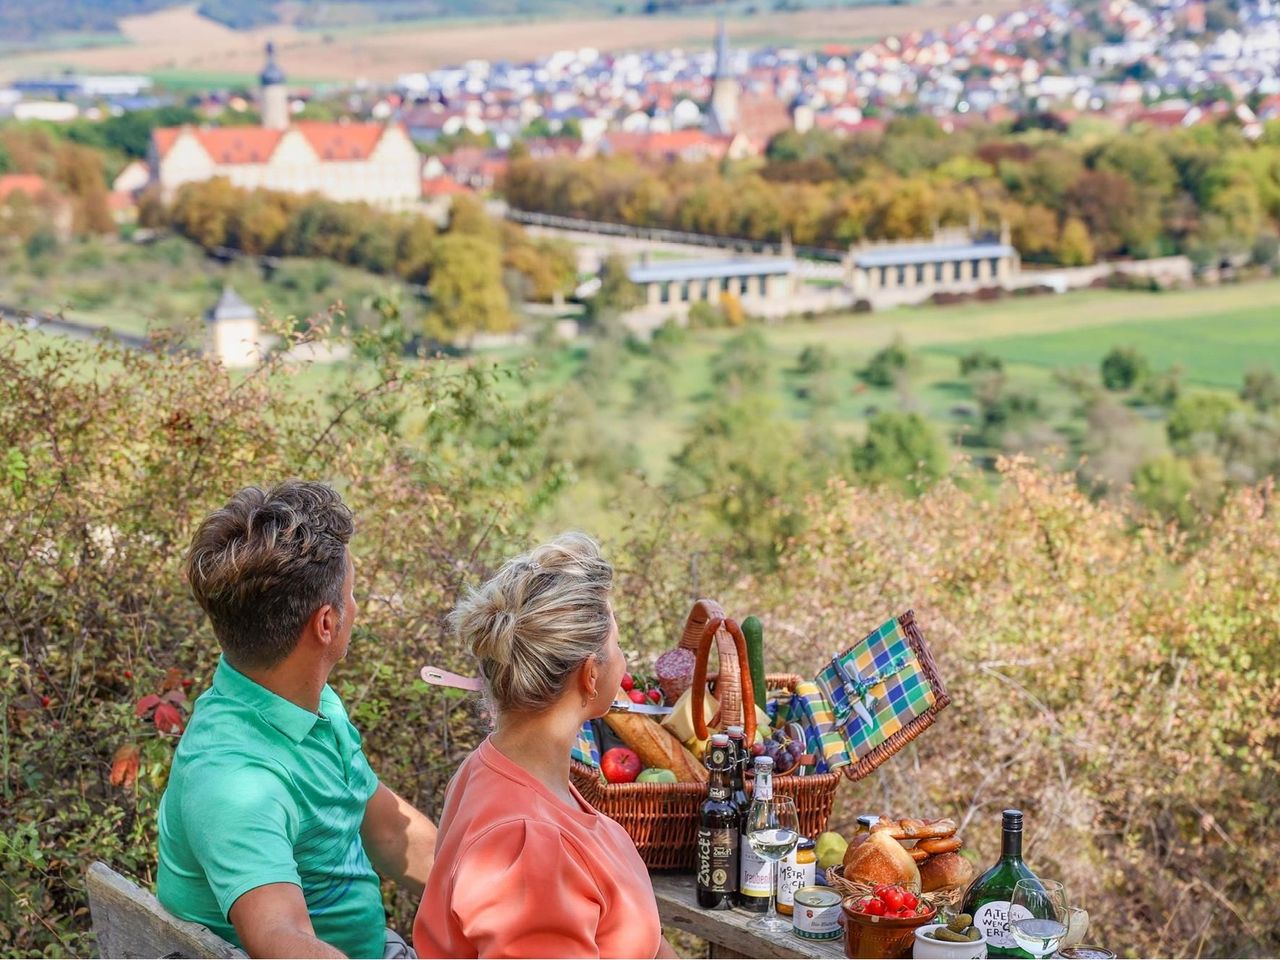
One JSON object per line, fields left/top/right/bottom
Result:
{"left": 725, "top": 724, "right": 749, "bottom": 817}
{"left": 696, "top": 734, "right": 740, "bottom": 909}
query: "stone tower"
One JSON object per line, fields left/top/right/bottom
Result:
{"left": 708, "top": 16, "right": 739, "bottom": 135}
{"left": 260, "top": 41, "right": 288, "bottom": 131}
{"left": 205, "top": 286, "right": 262, "bottom": 368}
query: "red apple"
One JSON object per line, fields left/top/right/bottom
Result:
{"left": 601, "top": 747, "right": 641, "bottom": 784}
{"left": 621, "top": 673, "right": 634, "bottom": 692}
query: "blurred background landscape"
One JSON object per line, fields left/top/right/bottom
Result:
{"left": 1, "top": 0, "right": 1277, "bottom": 957}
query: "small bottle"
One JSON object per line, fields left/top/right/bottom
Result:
{"left": 776, "top": 837, "right": 815, "bottom": 916}
{"left": 961, "top": 809, "right": 1041, "bottom": 958}
{"left": 737, "top": 755, "right": 773, "bottom": 912}
{"left": 696, "top": 734, "right": 739, "bottom": 910}
{"left": 725, "top": 724, "right": 749, "bottom": 817}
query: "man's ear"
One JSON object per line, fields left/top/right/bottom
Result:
{"left": 308, "top": 602, "right": 336, "bottom": 648}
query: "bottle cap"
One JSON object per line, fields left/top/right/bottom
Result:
{"left": 711, "top": 733, "right": 730, "bottom": 746}
{"left": 753, "top": 756, "right": 774, "bottom": 771}
{"left": 726, "top": 724, "right": 745, "bottom": 736}
{"left": 1002, "top": 809, "right": 1024, "bottom": 828}
{"left": 857, "top": 814, "right": 880, "bottom": 829}
{"left": 797, "top": 837, "right": 815, "bottom": 850}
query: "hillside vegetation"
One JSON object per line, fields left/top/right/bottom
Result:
{"left": 1, "top": 320, "right": 1277, "bottom": 957}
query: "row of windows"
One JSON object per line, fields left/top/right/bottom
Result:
{"left": 866, "top": 257, "right": 1004, "bottom": 287}
{"left": 653, "top": 272, "right": 781, "bottom": 303}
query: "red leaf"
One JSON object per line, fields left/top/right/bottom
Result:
{"left": 110, "top": 743, "right": 140, "bottom": 789}
{"left": 134, "top": 694, "right": 161, "bottom": 719}
{"left": 153, "top": 702, "right": 185, "bottom": 737}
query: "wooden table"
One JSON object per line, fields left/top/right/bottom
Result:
{"left": 651, "top": 873, "right": 845, "bottom": 960}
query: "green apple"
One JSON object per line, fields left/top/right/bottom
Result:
{"left": 815, "top": 831, "right": 849, "bottom": 869}
{"left": 636, "top": 767, "right": 678, "bottom": 784}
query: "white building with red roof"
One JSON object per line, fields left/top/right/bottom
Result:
{"left": 148, "top": 43, "right": 421, "bottom": 211}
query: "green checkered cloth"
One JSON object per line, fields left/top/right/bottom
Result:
{"left": 814, "top": 616, "right": 936, "bottom": 761}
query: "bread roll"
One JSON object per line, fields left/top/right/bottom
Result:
{"left": 919, "top": 851, "right": 975, "bottom": 893}
{"left": 603, "top": 711, "right": 708, "bottom": 783}
{"left": 918, "top": 835, "right": 963, "bottom": 855}
{"left": 842, "top": 830, "right": 922, "bottom": 892}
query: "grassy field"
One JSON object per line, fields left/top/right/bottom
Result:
{"left": 927, "top": 292, "right": 1280, "bottom": 388}
{"left": 0, "top": 0, "right": 1024, "bottom": 84}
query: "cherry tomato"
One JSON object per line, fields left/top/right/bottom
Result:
{"left": 863, "top": 898, "right": 886, "bottom": 916}
{"left": 881, "top": 887, "right": 905, "bottom": 912}
{"left": 900, "top": 891, "right": 919, "bottom": 911}
{"left": 621, "top": 673, "right": 634, "bottom": 692}
{"left": 873, "top": 884, "right": 892, "bottom": 898}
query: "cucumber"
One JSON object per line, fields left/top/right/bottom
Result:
{"left": 742, "top": 615, "right": 767, "bottom": 713}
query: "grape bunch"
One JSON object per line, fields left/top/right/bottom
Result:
{"left": 749, "top": 723, "right": 806, "bottom": 775}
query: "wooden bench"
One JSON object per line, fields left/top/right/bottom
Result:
{"left": 85, "top": 861, "right": 245, "bottom": 959}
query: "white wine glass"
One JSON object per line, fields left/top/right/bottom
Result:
{"left": 1062, "top": 903, "right": 1090, "bottom": 948}
{"left": 744, "top": 794, "right": 800, "bottom": 935}
{"left": 1010, "top": 879, "right": 1069, "bottom": 959}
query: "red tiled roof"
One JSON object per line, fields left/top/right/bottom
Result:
{"left": 152, "top": 121, "right": 393, "bottom": 164}
{"left": 0, "top": 174, "right": 48, "bottom": 200}
{"left": 422, "top": 176, "right": 471, "bottom": 197}
{"left": 296, "top": 122, "right": 386, "bottom": 161}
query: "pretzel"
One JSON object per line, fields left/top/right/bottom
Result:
{"left": 909, "top": 846, "right": 931, "bottom": 862}
{"left": 875, "top": 817, "right": 958, "bottom": 841}
{"left": 918, "top": 835, "right": 963, "bottom": 855}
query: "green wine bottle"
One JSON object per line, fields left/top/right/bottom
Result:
{"left": 961, "top": 809, "right": 1040, "bottom": 958}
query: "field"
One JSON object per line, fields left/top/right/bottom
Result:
{"left": 0, "top": 0, "right": 1025, "bottom": 84}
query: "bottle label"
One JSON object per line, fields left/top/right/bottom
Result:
{"left": 777, "top": 854, "right": 815, "bottom": 908}
{"left": 696, "top": 827, "right": 738, "bottom": 893}
{"left": 709, "top": 785, "right": 730, "bottom": 801}
{"left": 740, "top": 843, "right": 773, "bottom": 897}
{"left": 973, "top": 901, "right": 1033, "bottom": 950}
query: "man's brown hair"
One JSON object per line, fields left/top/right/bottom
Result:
{"left": 185, "top": 480, "right": 354, "bottom": 669}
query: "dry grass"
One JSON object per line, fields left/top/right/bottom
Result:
{"left": 0, "top": 0, "right": 1024, "bottom": 84}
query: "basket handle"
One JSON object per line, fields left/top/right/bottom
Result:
{"left": 691, "top": 615, "right": 756, "bottom": 745}
{"left": 679, "top": 598, "right": 725, "bottom": 652}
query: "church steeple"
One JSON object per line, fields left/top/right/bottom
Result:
{"left": 260, "top": 40, "right": 289, "bottom": 131}
{"left": 709, "top": 15, "right": 739, "bottom": 134}
{"left": 714, "top": 15, "right": 732, "bottom": 80}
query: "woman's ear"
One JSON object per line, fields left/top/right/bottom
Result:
{"left": 578, "top": 656, "right": 600, "bottom": 701}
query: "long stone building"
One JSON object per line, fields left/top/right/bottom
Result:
{"left": 846, "top": 227, "right": 1020, "bottom": 306}
{"left": 148, "top": 43, "right": 421, "bottom": 210}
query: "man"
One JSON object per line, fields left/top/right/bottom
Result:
{"left": 158, "top": 480, "right": 437, "bottom": 959}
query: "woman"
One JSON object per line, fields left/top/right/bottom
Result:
{"left": 414, "top": 532, "right": 678, "bottom": 959}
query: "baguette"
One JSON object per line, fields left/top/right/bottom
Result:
{"left": 604, "top": 711, "right": 708, "bottom": 783}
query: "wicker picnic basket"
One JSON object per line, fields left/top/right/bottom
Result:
{"left": 570, "top": 599, "right": 842, "bottom": 870}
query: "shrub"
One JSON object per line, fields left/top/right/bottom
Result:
{"left": 860, "top": 336, "right": 913, "bottom": 387}
{"left": 1240, "top": 366, "right": 1280, "bottom": 412}
{"left": 959, "top": 350, "right": 1004, "bottom": 377}
{"left": 1100, "top": 345, "right": 1149, "bottom": 391}
{"left": 851, "top": 410, "right": 948, "bottom": 493}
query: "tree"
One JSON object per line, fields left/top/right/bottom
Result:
{"left": 1057, "top": 218, "right": 1095, "bottom": 266}
{"left": 426, "top": 234, "right": 512, "bottom": 340}
{"left": 1167, "top": 393, "right": 1241, "bottom": 453}
{"left": 587, "top": 254, "right": 643, "bottom": 323}
{"left": 1101, "top": 346, "right": 1150, "bottom": 391}
{"left": 1133, "top": 453, "right": 1226, "bottom": 526}
{"left": 170, "top": 178, "right": 240, "bottom": 250}
{"left": 959, "top": 350, "right": 1003, "bottom": 376}
{"left": 1241, "top": 367, "right": 1280, "bottom": 412}
{"left": 852, "top": 411, "right": 948, "bottom": 493}
{"left": 860, "top": 336, "right": 913, "bottom": 387}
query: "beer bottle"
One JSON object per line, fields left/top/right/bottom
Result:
{"left": 696, "top": 734, "right": 739, "bottom": 909}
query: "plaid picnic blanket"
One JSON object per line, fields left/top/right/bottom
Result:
{"left": 813, "top": 615, "right": 937, "bottom": 763}
{"left": 572, "top": 720, "right": 600, "bottom": 767}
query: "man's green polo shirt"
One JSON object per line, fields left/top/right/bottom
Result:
{"left": 157, "top": 657, "right": 385, "bottom": 958}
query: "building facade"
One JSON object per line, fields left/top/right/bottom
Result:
{"left": 846, "top": 227, "right": 1020, "bottom": 306}
{"left": 149, "top": 44, "right": 421, "bottom": 210}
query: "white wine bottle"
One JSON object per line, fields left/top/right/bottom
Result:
{"left": 961, "top": 809, "right": 1040, "bottom": 957}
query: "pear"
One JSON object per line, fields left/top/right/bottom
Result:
{"left": 815, "top": 831, "right": 849, "bottom": 870}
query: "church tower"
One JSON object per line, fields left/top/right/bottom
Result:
{"left": 260, "top": 41, "right": 288, "bottom": 131}
{"left": 708, "top": 16, "right": 739, "bottom": 135}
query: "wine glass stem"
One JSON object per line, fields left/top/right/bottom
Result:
{"left": 767, "top": 889, "right": 777, "bottom": 924}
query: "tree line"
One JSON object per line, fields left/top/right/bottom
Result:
{"left": 143, "top": 180, "right": 577, "bottom": 339}
{"left": 501, "top": 115, "right": 1280, "bottom": 268}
